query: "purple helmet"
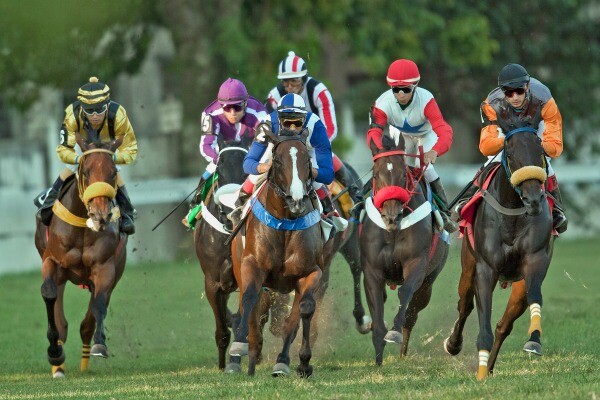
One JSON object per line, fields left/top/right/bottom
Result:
{"left": 217, "top": 78, "right": 249, "bottom": 105}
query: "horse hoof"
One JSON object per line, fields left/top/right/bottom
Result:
{"left": 523, "top": 341, "right": 543, "bottom": 356}
{"left": 296, "top": 365, "right": 313, "bottom": 378}
{"left": 225, "top": 363, "right": 242, "bottom": 373}
{"left": 443, "top": 337, "right": 462, "bottom": 356}
{"left": 229, "top": 341, "right": 248, "bottom": 357}
{"left": 384, "top": 330, "right": 402, "bottom": 344}
{"left": 356, "top": 315, "right": 372, "bottom": 334}
{"left": 272, "top": 362, "right": 290, "bottom": 377}
{"left": 90, "top": 344, "right": 108, "bottom": 358}
{"left": 52, "top": 369, "right": 65, "bottom": 379}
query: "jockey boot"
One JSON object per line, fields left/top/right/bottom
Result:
{"left": 430, "top": 178, "right": 458, "bottom": 233}
{"left": 450, "top": 184, "right": 479, "bottom": 223}
{"left": 116, "top": 186, "right": 136, "bottom": 235}
{"left": 228, "top": 189, "right": 252, "bottom": 228}
{"left": 548, "top": 186, "right": 568, "bottom": 233}
{"left": 182, "top": 174, "right": 210, "bottom": 228}
{"left": 334, "top": 166, "right": 364, "bottom": 221}
{"left": 37, "top": 176, "right": 64, "bottom": 226}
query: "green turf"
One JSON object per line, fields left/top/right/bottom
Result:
{"left": 0, "top": 238, "right": 598, "bottom": 399}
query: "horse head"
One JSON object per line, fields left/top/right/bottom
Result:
{"left": 267, "top": 128, "right": 312, "bottom": 217}
{"left": 369, "top": 134, "right": 416, "bottom": 231}
{"left": 215, "top": 135, "right": 251, "bottom": 186}
{"left": 502, "top": 127, "right": 548, "bottom": 215}
{"left": 76, "top": 133, "right": 122, "bottom": 232}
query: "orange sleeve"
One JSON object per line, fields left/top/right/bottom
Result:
{"left": 540, "top": 98, "right": 563, "bottom": 158}
{"left": 479, "top": 102, "right": 504, "bottom": 156}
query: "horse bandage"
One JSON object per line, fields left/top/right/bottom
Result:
{"left": 510, "top": 166, "right": 547, "bottom": 187}
{"left": 528, "top": 303, "right": 542, "bottom": 335}
{"left": 82, "top": 182, "right": 117, "bottom": 206}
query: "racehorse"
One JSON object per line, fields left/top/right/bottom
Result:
{"left": 228, "top": 128, "right": 324, "bottom": 377}
{"left": 360, "top": 134, "right": 449, "bottom": 365}
{"left": 443, "top": 127, "right": 554, "bottom": 380}
{"left": 34, "top": 133, "right": 127, "bottom": 378}
{"left": 192, "top": 136, "right": 257, "bottom": 370}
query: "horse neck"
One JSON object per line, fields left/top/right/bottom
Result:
{"left": 62, "top": 180, "right": 87, "bottom": 216}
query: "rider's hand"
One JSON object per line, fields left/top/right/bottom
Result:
{"left": 423, "top": 150, "right": 438, "bottom": 164}
{"left": 258, "top": 159, "right": 272, "bottom": 174}
{"left": 311, "top": 168, "right": 319, "bottom": 178}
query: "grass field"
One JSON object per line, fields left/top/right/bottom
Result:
{"left": 0, "top": 237, "right": 598, "bottom": 399}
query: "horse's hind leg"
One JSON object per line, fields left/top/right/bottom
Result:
{"left": 444, "top": 238, "right": 476, "bottom": 356}
{"left": 340, "top": 235, "right": 370, "bottom": 334}
{"left": 401, "top": 280, "right": 435, "bottom": 356}
{"left": 205, "top": 283, "right": 231, "bottom": 370}
{"left": 41, "top": 257, "right": 65, "bottom": 376}
{"left": 363, "top": 265, "right": 387, "bottom": 366}
{"left": 272, "top": 290, "right": 302, "bottom": 377}
{"left": 489, "top": 279, "right": 527, "bottom": 374}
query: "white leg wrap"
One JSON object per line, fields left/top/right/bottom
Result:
{"left": 529, "top": 303, "right": 542, "bottom": 319}
{"left": 478, "top": 350, "right": 490, "bottom": 367}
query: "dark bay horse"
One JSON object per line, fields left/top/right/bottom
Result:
{"left": 192, "top": 136, "right": 254, "bottom": 370}
{"left": 360, "top": 135, "right": 449, "bottom": 365}
{"left": 444, "top": 127, "right": 554, "bottom": 380}
{"left": 34, "top": 136, "right": 127, "bottom": 378}
{"left": 229, "top": 129, "right": 324, "bottom": 377}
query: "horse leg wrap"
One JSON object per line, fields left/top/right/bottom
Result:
{"left": 51, "top": 363, "right": 65, "bottom": 378}
{"left": 81, "top": 344, "right": 91, "bottom": 371}
{"left": 477, "top": 350, "right": 490, "bottom": 381}
{"left": 528, "top": 303, "right": 542, "bottom": 335}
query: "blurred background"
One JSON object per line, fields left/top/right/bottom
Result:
{"left": 1, "top": 0, "right": 599, "bottom": 273}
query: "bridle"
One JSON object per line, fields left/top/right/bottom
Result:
{"left": 501, "top": 127, "right": 548, "bottom": 197}
{"left": 267, "top": 134, "right": 314, "bottom": 202}
{"left": 76, "top": 148, "right": 117, "bottom": 207}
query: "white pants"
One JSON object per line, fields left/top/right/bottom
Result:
{"left": 388, "top": 127, "right": 439, "bottom": 182}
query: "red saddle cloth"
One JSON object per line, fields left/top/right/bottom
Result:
{"left": 458, "top": 165, "right": 556, "bottom": 251}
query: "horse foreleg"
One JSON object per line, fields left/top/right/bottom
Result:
{"left": 205, "top": 281, "right": 231, "bottom": 371}
{"left": 522, "top": 252, "right": 550, "bottom": 356}
{"left": 41, "top": 257, "right": 65, "bottom": 373}
{"left": 363, "top": 266, "right": 386, "bottom": 366}
{"left": 473, "top": 261, "right": 498, "bottom": 381}
{"left": 445, "top": 238, "right": 476, "bottom": 356}
{"left": 489, "top": 279, "right": 528, "bottom": 374}
{"left": 272, "top": 291, "right": 302, "bottom": 377}
{"left": 340, "top": 236, "right": 370, "bottom": 334}
{"left": 295, "top": 268, "right": 322, "bottom": 378}
{"left": 90, "top": 264, "right": 116, "bottom": 358}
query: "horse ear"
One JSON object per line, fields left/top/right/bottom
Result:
{"left": 382, "top": 134, "right": 396, "bottom": 150}
{"left": 241, "top": 133, "right": 252, "bottom": 148}
{"left": 217, "top": 135, "right": 225, "bottom": 150}
{"left": 75, "top": 132, "right": 88, "bottom": 152}
{"left": 110, "top": 137, "right": 123, "bottom": 152}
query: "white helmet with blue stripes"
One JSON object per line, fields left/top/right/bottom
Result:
{"left": 277, "top": 93, "right": 307, "bottom": 128}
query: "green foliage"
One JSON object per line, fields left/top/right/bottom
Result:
{"left": 0, "top": 238, "right": 598, "bottom": 398}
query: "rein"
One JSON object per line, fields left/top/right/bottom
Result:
{"left": 501, "top": 127, "right": 547, "bottom": 195}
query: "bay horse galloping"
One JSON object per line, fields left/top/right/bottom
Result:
{"left": 34, "top": 134, "right": 127, "bottom": 378}
{"left": 360, "top": 135, "right": 449, "bottom": 365}
{"left": 444, "top": 127, "right": 554, "bottom": 380}
{"left": 192, "top": 137, "right": 252, "bottom": 370}
{"left": 229, "top": 129, "right": 324, "bottom": 377}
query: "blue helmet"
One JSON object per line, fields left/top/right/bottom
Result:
{"left": 277, "top": 93, "right": 307, "bottom": 129}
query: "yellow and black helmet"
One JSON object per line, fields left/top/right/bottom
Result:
{"left": 77, "top": 77, "right": 110, "bottom": 109}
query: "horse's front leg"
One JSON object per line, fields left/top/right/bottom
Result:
{"left": 205, "top": 280, "right": 231, "bottom": 371}
{"left": 386, "top": 257, "right": 427, "bottom": 347}
{"left": 89, "top": 262, "right": 117, "bottom": 358}
{"left": 296, "top": 268, "right": 322, "bottom": 378}
{"left": 363, "top": 264, "right": 386, "bottom": 365}
{"left": 445, "top": 238, "right": 477, "bottom": 356}
{"left": 41, "top": 257, "right": 66, "bottom": 377}
{"left": 473, "top": 260, "right": 498, "bottom": 381}
{"left": 522, "top": 251, "right": 551, "bottom": 357}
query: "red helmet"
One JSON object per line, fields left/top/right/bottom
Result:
{"left": 386, "top": 59, "right": 420, "bottom": 87}
{"left": 217, "top": 78, "right": 248, "bottom": 105}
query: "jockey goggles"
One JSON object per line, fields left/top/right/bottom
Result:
{"left": 83, "top": 104, "right": 108, "bottom": 116}
{"left": 222, "top": 103, "right": 245, "bottom": 113}
{"left": 502, "top": 86, "right": 527, "bottom": 98}
{"left": 281, "top": 118, "right": 304, "bottom": 129}
{"left": 392, "top": 85, "right": 415, "bottom": 94}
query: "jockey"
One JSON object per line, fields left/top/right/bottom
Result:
{"left": 366, "top": 59, "right": 457, "bottom": 232}
{"left": 36, "top": 77, "right": 138, "bottom": 235}
{"left": 183, "top": 78, "right": 268, "bottom": 228}
{"left": 455, "top": 63, "right": 567, "bottom": 233}
{"left": 266, "top": 51, "right": 363, "bottom": 218}
{"left": 228, "top": 93, "right": 334, "bottom": 225}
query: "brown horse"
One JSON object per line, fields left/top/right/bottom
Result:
{"left": 444, "top": 127, "right": 554, "bottom": 380}
{"left": 360, "top": 135, "right": 449, "bottom": 365}
{"left": 228, "top": 129, "right": 324, "bottom": 377}
{"left": 192, "top": 136, "right": 256, "bottom": 370}
{"left": 34, "top": 136, "right": 127, "bottom": 378}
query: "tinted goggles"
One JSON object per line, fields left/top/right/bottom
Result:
{"left": 83, "top": 104, "right": 108, "bottom": 115}
{"left": 391, "top": 85, "right": 415, "bottom": 94}
{"left": 222, "top": 103, "right": 244, "bottom": 113}
{"left": 502, "top": 87, "right": 526, "bottom": 98}
{"left": 281, "top": 78, "right": 303, "bottom": 85}
{"left": 281, "top": 118, "right": 304, "bottom": 129}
